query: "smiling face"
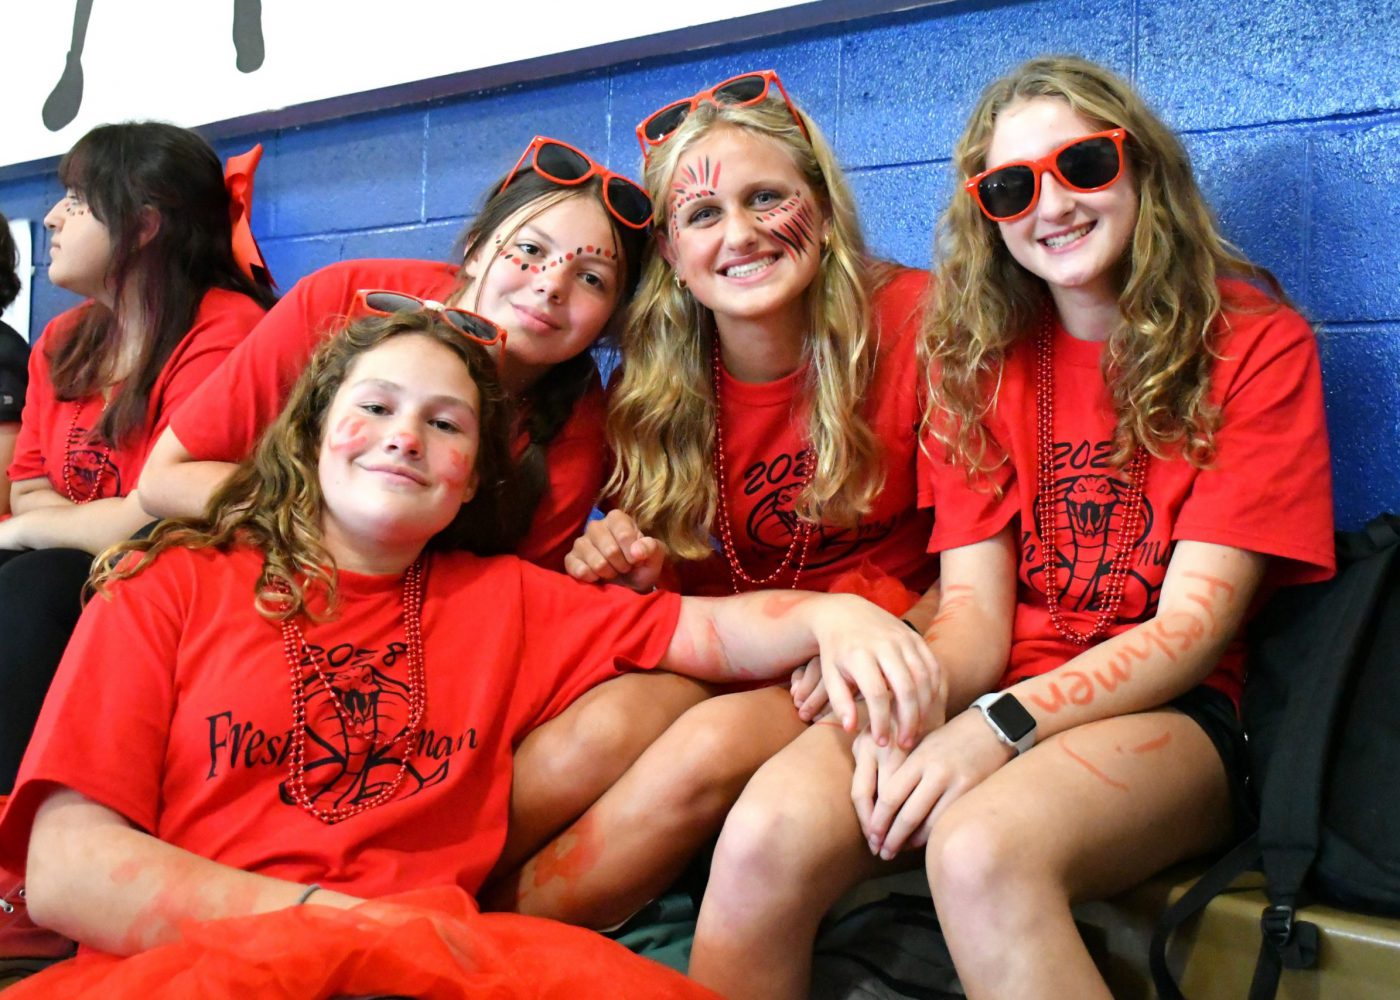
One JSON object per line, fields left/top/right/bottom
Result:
{"left": 44, "top": 189, "right": 115, "bottom": 302}
{"left": 985, "top": 97, "right": 1138, "bottom": 308}
{"left": 662, "top": 126, "right": 826, "bottom": 343}
{"left": 318, "top": 334, "right": 482, "bottom": 573}
{"left": 459, "top": 193, "right": 622, "bottom": 391}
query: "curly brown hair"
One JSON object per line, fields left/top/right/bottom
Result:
{"left": 93, "top": 311, "right": 519, "bottom": 620}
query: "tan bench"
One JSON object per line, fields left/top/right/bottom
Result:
{"left": 1076, "top": 862, "right": 1400, "bottom": 998}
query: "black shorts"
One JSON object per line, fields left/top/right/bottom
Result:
{"left": 1167, "top": 685, "right": 1253, "bottom": 836}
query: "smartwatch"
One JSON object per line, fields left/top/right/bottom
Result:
{"left": 971, "top": 692, "right": 1037, "bottom": 755}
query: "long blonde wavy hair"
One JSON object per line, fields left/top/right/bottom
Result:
{"left": 92, "top": 312, "right": 518, "bottom": 621}
{"left": 607, "top": 90, "right": 894, "bottom": 560}
{"left": 925, "top": 55, "right": 1286, "bottom": 476}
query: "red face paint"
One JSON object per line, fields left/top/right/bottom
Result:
{"left": 1061, "top": 740, "right": 1129, "bottom": 791}
{"left": 327, "top": 416, "right": 369, "bottom": 454}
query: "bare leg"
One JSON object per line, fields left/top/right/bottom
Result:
{"left": 489, "top": 671, "right": 712, "bottom": 882}
{"left": 493, "top": 686, "right": 807, "bottom": 926}
{"left": 690, "top": 722, "right": 910, "bottom": 1000}
{"left": 926, "top": 710, "right": 1232, "bottom": 1000}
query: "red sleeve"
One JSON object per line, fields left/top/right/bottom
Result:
{"left": 513, "top": 561, "right": 682, "bottom": 729}
{"left": 6, "top": 331, "right": 58, "bottom": 484}
{"left": 0, "top": 553, "right": 187, "bottom": 873}
{"left": 515, "top": 376, "right": 608, "bottom": 571}
{"left": 1174, "top": 301, "right": 1335, "bottom": 585}
{"left": 167, "top": 272, "right": 352, "bottom": 461}
{"left": 920, "top": 359, "right": 1022, "bottom": 554}
{"left": 145, "top": 289, "right": 267, "bottom": 447}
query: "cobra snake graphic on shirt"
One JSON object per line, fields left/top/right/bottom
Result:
{"left": 1036, "top": 473, "right": 1155, "bottom": 616}
{"left": 282, "top": 642, "right": 445, "bottom": 810}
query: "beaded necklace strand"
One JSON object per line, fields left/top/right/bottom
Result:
{"left": 1035, "top": 315, "right": 1149, "bottom": 645}
{"left": 710, "top": 340, "right": 813, "bottom": 592}
{"left": 280, "top": 557, "right": 427, "bottom": 824}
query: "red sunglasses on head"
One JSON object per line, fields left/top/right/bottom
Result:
{"left": 965, "top": 128, "right": 1129, "bottom": 223}
{"left": 501, "top": 136, "right": 652, "bottom": 231}
{"left": 636, "top": 69, "right": 810, "bottom": 158}
{"left": 351, "top": 289, "right": 506, "bottom": 349}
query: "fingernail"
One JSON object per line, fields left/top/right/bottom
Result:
{"left": 880, "top": 848, "right": 894, "bottom": 861}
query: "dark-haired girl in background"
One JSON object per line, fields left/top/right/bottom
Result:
{"left": 0, "top": 122, "right": 275, "bottom": 793}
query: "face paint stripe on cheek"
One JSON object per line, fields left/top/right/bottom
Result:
{"left": 328, "top": 416, "right": 369, "bottom": 453}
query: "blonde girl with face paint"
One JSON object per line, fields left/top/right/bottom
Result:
{"left": 485, "top": 72, "right": 942, "bottom": 928}
{"left": 689, "top": 55, "right": 1334, "bottom": 1000}
{"left": 0, "top": 308, "right": 934, "bottom": 997}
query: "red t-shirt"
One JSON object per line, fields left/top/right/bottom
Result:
{"left": 7, "top": 289, "right": 266, "bottom": 498}
{"left": 921, "top": 282, "right": 1335, "bottom": 705}
{"left": 678, "top": 267, "right": 937, "bottom": 598}
{"left": 166, "top": 258, "right": 607, "bottom": 570}
{"left": 0, "top": 544, "right": 680, "bottom": 898}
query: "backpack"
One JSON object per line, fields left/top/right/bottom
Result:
{"left": 1150, "top": 512, "right": 1400, "bottom": 1000}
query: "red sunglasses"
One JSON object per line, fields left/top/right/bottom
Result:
{"left": 501, "top": 136, "right": 652, "bottom": 231}
{"left": 965, "top": 128, "right": 1129, "bottom": 223}
{"left": 636, "top": 69, "right": 810, "bottom": 158}
{"left": 351, "top": 289, "right": 506, "bottom": 349}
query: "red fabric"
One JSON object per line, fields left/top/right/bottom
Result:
{"left": 678, "top": 267, "right": 937, "bottom": 597}
{"left": 6, "top": 289, "right": 266, "bottom": 496}
{"left": 921, "top": 281, "right": 1335, "bottom": 705}
{"left": 165, "top": 258, "right": 606, "bottom": 569}
{"left": 1, "top": 886, "right": 716, "bottom": 999}
{"left": 0, "top": 546, "right": 680, "bottom": 896}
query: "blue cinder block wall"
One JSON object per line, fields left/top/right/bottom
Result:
{"left": 3, "top": 0, "right": 1396, "bottom": 528}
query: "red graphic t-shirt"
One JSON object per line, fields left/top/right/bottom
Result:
{"left": 0, "top": 545, "right": 680, "bottom": 898}
{"left": 166, "top": 258, "right": 607, "bottom": 570}
{"left": 7, "top": 288, "right": 267, "bottom": 497}
{"left": 921, "top": 281, "right": 1335, "bottom": 705}
{"left": 678, "top": 267, "right": 937, "bottom": 599}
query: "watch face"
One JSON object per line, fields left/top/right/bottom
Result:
{"left": 987, "top": 695, "right": 1036, "bottom": 742}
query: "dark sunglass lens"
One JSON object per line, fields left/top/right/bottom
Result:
{"left": 714, "top": 75, "right": 767, "bottom": 104}
{"left": 644, "top": 103, "right": 691, "bottom": 142}
{"left": 608, "top": 178, "right": 653, "bottom": 227}
{"left": 534, "top": 141, "right": 590, "bottom": 182}
{"left": 365, "top": 291, "right": 422, "bottom": 313}
{"left": 1057, "top": 137, "right": 1120, "bottom": 190}
{"left": 447, "top": 311, "right": 499, "bottom": 342}
{"left": 978, "top": 166, "right": 1036, "bottom": 220}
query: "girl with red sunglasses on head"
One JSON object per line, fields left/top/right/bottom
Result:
{"left": 487, "top": 70, "right": 941, "bottom": 928}
{"left": 0, "top": 123, "right": 274, "bottom": 799}
{"left": 689, "top": 55, "right": 1335, "bottom": 1000}
{"left": 138, "top": 135, "right": 650, "bottom": 573}
{"left": 0, "top": 308, "right": 931, "bottom": 998}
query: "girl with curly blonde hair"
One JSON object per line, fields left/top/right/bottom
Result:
{"left": 488, "top": 71, "right": 940, "bottom": 928}
{"left": 691, "top": 55, "right": 1335, "bottom": 1000}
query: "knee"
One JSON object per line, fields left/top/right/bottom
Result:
{"left": 706, "top": 780, "right": 830, "bottom": 920}
{"left": 925, "top": 805, "right": 1038, "bottom": 915}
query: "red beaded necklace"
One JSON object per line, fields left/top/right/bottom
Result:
{"left": 1035, "top": 315, "right": 1149, "bottom": 645}
{"left": 62, "top": 399, "right": 112, "bottom": 504}
{"left": 711, "top": 339, "right": 814, "bottom": 592}
{"left": 280, "top": 556, "right": 428, "bottom": 824}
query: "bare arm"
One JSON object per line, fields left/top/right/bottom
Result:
{"left": 663, "top": 589, "right": 939, "bottom": 747}
{"left": 915, "top": 527, "right": 1020, "bottom": 715}
{"left": 860, "top": 540, "right": 1266, "bottom": 854}
{"left": 1005, "top": 540, "right": 1265, "bottom": 738}
{"left": 137, "top": 426, "right": 237, "bottom": 520}
{"left": 0, "top": 479, "right": 154, "bottom": 554}
{"left": 25, "top": 788, "right": 362, "bottom": 956}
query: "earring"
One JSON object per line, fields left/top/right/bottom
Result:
{"left": 674, "top": 270, "right": 687, "bottom": 291}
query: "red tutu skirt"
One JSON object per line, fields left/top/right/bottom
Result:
{"left": 5, "top": 886, "right": 717, "bottom": 999}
